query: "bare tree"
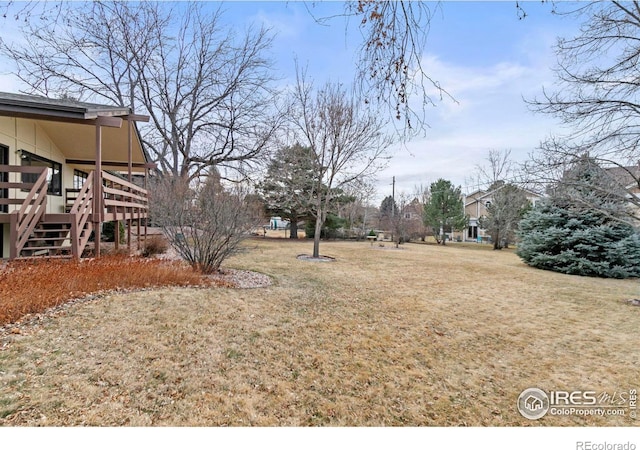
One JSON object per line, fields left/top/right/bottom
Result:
{"left": 475, "top": 149, "right": 513, "bottom": 188}
{"left": 335, "top": 180, "right": 377, "bottom": 238}
{"left": 526, "top": 1, "right": 640, "bottom": 222}
{"left": 0, "top": 1, "right": 282, "bottom": 181}
{"left": 378, "top": 195, "right": 398, "bottom": 231}
{"left": 5, "top": 0, "right": 454, "bottom": 137}
{"left": 291, "top": 70, "right": 392, "bottom": 258}
{"left": 345, "top": 1, "right": 454, "bottom": 133}
{"left": 149, "top": 174, "right": 262, "bottom": 274}
{"left": 473, "top": 149, "right": 530, "bottom": 249}
{"left": 388, "top": 192, "right": 414, "bottom": 248}
{"left": 479, "top": 183, "right": 531, "bottom": 250}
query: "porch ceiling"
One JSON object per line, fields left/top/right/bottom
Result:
{"left": 0, "top": 92, "right": 150, "bottom": 172}
{"left": 38, "top": 120, "right": 147, "bottom": 171}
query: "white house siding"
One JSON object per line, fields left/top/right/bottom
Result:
{"left": 0, "top": 117, "right": 72, "bottom": 215}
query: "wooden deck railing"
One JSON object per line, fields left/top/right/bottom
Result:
{"left": 0, "top": 165, "right": 49, "bottom": 259}
{"left": 1, "top": 166, "right": 148, "bottom": 259}
{"left": 101, "top": 171, "right": 148, "bottom": 220}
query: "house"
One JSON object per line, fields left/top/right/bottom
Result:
{"left": 461, "top": 186, "right": 543, "bottom": 242}
{"left": 606, "top": 164, "right": 640, "bottom": 223}
{"left": 0, "top": 92, "right": 153, "bottom": 260}
{"left": 399, "top": 197, "right": 428, "bottom": 241}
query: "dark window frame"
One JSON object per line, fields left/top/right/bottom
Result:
{"left": 20, "top": 150, "right": 62, "bottom": 196}
{"left": 73, "top": 169, "right": 89, "bottom": 190}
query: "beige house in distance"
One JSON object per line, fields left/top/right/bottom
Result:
{"left": 460, "top": 187, "right": 544, "bottom": 242}
{"left": 0, "top": 92, "right": 153, "bottom": 260}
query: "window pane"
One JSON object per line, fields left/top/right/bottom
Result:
{"left": 20, "top": 151, "right": 62, "bottom": 196}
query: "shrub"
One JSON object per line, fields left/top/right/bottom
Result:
{"left": 149, "top": 174, "right": 262, "bottom": 274}
{"left": 102, "top": 221, "right": 125, "bottom": 242}
{"left": 305, "top": 213, "right": 346, "bottom": 239}
{"left": 143, "top": 234, "right": 169, "bottom": 257}
{"left": 0, "top": 256, "right": 209, "bottom": 326}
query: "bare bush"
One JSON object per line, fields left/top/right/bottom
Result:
{"left": 149, "top": 174, "right": 262, "bottom": 274}
{"left": 142, "top": 234, "right": 169, "bottom": 257}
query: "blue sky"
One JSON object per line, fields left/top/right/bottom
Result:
{"left": 0, "top": 1, "right": 583, "bottom": 202}
{"left": 230, "top": 1, "right": 581, "bottom": 201}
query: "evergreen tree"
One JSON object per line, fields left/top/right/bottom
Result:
{"left": 517, "top": 157, "right": 640, "bottom": 278}
{"left": 423, "top": 179, "right": 467, "bottom": 245}
{"left": 257, "top": 144, "right": 317, "bottom": 239}
{"left": 378, "top": 195, "right": 397, "bottom": 230}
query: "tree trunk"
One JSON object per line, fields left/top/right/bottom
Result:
{"left": 493, "top": 230, "right": 502, "bottom": 250}
{"left": 313, "top": 215, "right": 323, "bottom": 258}
{"left": 290, "top": 219, "right": 298, "bottom": 239}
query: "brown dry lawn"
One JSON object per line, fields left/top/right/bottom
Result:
{"left": 0, "top": 238, "right": 638, "bottom": 426}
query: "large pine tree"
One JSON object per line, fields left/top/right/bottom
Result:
{"left": 257, "top": 144, "right": 317, "bottom": 238}
{"left": 517, "top": 157, "right": 640, "bottom": 278}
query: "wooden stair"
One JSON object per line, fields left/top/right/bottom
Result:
{"left": 19, "top": 215, "right": 74, "bottom": 257}
{"left": 18, "top": 212, "right": 94, "bottom": 259}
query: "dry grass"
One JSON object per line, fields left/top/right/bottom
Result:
{"left": 0, "top": 256, "right": 209, "bottom": 326}
{"left": 0, "top": 239, "right": 638, "bottom": 426}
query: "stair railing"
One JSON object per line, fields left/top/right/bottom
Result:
{"left": 4, "top": 166, "right": 48, "bottom": 260}
{"left": 69, "top": 171, "right": 94, "bottom": 258}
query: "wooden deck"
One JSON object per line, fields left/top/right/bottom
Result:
{"left": 1, "top": 165, "right": 148, "bottom": 259}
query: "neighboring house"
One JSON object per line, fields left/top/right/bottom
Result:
{"left": 401, "top": 198, "right": 422, "bottom": 221}
{"left": 461, "top": 186, "right": 543, "bottom": 242}
{"left": 400, "top": 197, "right": 428, "bottom": 241}
{"left": 0, "top": 92, "right": 153, "bottom": 260}
{"left": 606, "top": 165, "right": 640, "bottom": 223}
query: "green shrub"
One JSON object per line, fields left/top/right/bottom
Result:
{"left": 102, "top": 221, "right": 125, "bottom": 243}
{"left": 305, "top": 214, "right": 347, "bottom": 239}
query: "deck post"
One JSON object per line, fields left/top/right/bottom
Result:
{"left": 114, "top": 220, "right": 120, "bottom": 251}
{"left": 94, "top": 123, "right": 102, "bottom": 258}
{"left": 9, "top": 212, "right": 17, "bottom": 260}
{"left": 127, "top": 119, "right": 132, "bottom": 254}
{"left": 144, "top": 167, "right": 148, "bottom": 249}
{"left": 70, "top": 214, "right": 79, "bottom": 258}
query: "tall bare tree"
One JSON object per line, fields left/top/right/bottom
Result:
{"left": 0, "top": 1, "right": 282, "bottom": 181}
{"left": 526, "top": 1, "right": 640, "bottom": 222}
{"left": 291, "top": 70, "right": 392, "bottom": 258}
{"left": 5, "top": 0, "right": 454, "bottom": 136}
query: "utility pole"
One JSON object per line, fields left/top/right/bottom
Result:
{"left": 391, "top": 176, "right": 396, "bottom": 243}
{"left": 391, "top": 176, "right": 395, "bottom": 217}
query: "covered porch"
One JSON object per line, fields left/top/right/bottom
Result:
{"left": 0, "top": 92, "right": 153, "bottom": 260}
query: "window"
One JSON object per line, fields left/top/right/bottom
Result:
{"left": 20, "top": 151, "right": 62, "bottom": 196}
{"left": 73, "top": 169, "right": 88, "bottom": 189}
